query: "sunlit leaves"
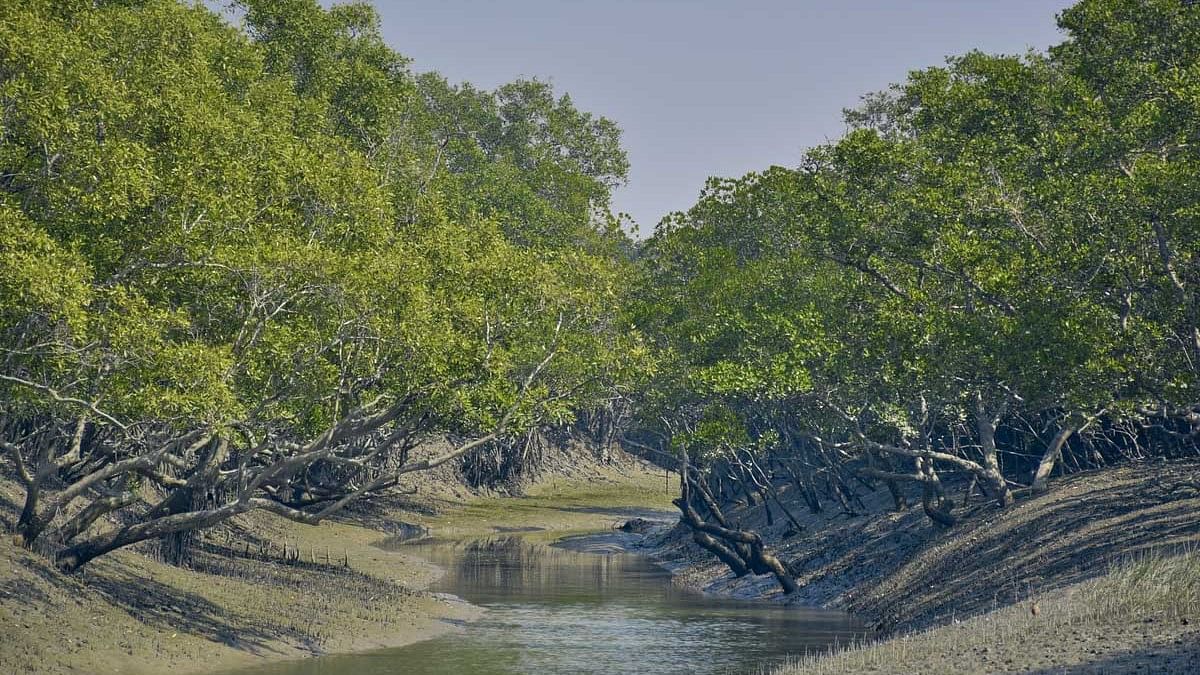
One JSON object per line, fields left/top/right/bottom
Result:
{"left": 0, "top": 0, "right": 634, "bottom": 452}
{"left": 636, "top": 0, "right": 1200, "bottom": 463}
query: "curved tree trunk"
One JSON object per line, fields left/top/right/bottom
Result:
{"left": 674, "top": 448, "right": 799, "bottom": 594}
{"left": 57, "top": 500, "right": 252, "bottom": 572}
{"left": 1032, "top": 425, "right": 1075, "bottom": 493}
{"left": 975, "top": 396, "right": 1014, "bottom": 507}
{"left": 918, "top": 457, "right": 957, "bottom": 527}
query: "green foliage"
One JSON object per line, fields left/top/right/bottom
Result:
{"left": 0, "top": 206, "right": 91, "bottom": 332}
{"left": 635, "top": 0, "right": 1200, "bottom": 469}
{"left": 0, "top": 0, "right": 633, "bottom": 446}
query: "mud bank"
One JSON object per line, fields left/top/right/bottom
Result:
{"left": 0, "top": 456, "right": 673, "bottom": 675}
{"left": 633, "top": 460, "right": 1200, "bottom": 674}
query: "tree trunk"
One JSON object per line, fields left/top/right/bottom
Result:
{"left": 674, "top": 448, "right": 798, "bottom": 594}
{"left": 876, "top": 452, "right": 908, "bottom": 511}
{"left": 693, "top": 530, "right": 750, "bottom": 576}
{"left": 157, "top": 487, "right": 200, "bottom": 566}
{"left": 16, "top": 434, "right": 57, "bottom": 546}
{"left": 17, "top": 479, "right": 44, "bottom": 546}
{"left": 780, "top": 460, "right": 822, "bottom": 513}
{"left": 57, "top": 500, "right": 251, "bottom": 572}
{"left": 55, "top": 492, "right": 137, "bottom": 544}
{"left": 1032, "top": 425, "right": 1075, "bottom": 493}
{"left": 674, "top": 495, "right": 751, "bottom": 577}
{"left": 918, "top": 458, "right": 957, "bottom": 527}
{"left": 975, "top": 396, "right": 1013, "bottom": 507}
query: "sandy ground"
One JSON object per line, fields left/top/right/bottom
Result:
{"left": 0, "top": 448, "right": 674, "bottom": 675}
{"left": 637, "top": 459, "right": 1200, "bottom": 674}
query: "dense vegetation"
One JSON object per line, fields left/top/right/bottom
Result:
{"left": 630, "top": 0, "right": 1200, "bottom": 588}
{"left": 0, "top": 0, "right": 640, "bottom": 570}
{"left": 1, "top": 0, "right": 1197, "bottom": 588}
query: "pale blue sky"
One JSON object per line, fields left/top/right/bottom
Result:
{"left": 357, "top": 1, "right": 1075, "bottom": 235}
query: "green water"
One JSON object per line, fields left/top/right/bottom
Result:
{"left": 227, "top": 533, "right": 861, "bottom": 675}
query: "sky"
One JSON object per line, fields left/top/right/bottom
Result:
{"left": 349, "top": 0, "right": 1075, "bottom": 236}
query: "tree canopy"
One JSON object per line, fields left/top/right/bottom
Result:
{"left": 633, "top": 0, "right": 1200, "bottom": 553}
{"left": 0, "top": 0, "right": 637, "bottom": 569}
{"left": 3, "top": 0, "right": 1199, "bottom": 579}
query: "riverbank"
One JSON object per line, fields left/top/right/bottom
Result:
{"left": 777, "top": 549, "right": 1200, "bottom": 674}
{"left": 637, "top": 459, "right": 1200, "bottom": 674}
{"left": 0, "top": 450, "right": 674, "bottom": 675}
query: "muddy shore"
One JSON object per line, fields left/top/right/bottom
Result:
{"left": 632, "top": 459, "right": 1200, "bottom": 674}
{"left": 0, "top": 456, "right": 674, "bottom": 675}
{"left": 4, "top": 455, "right": 1197, "bottom": 674}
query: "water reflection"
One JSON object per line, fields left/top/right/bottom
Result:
{"left": 229, "top": 534, "right": 861, "bottom": 675}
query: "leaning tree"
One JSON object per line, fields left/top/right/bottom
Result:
{"left": 0, "top": 0, "right": 632, "bottom": 570}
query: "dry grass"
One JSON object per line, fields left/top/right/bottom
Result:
{"left": 775, "top": 550, "right": 1200, "bottom": 675}
{"left": 1094, "top": 548, "right": 1200, "bottom": 622}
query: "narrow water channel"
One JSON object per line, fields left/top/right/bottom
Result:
{"left": 231, "top": 533, "right": 861, "bottom": 675}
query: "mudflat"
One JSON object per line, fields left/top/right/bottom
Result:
{"left": 0, "top": 459, "right": 673, "bottom": 675}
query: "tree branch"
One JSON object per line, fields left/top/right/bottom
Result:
{"left": 0, "top": 375, "right": 127, "bottom": 430}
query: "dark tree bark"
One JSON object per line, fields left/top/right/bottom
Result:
{"left": 673, "top": 448, "right": 799, "bottom": 595}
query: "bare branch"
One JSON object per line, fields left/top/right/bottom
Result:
{"left": 0, "top": 375, "right": 127, "bottom": 430}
